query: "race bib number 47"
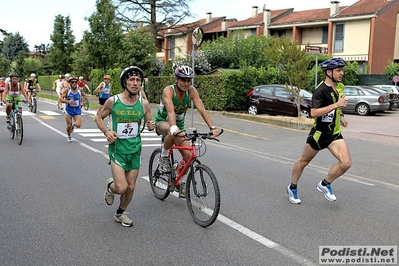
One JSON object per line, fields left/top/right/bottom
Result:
{"left": 117, "top": 122, "right": 138, "bottom": 139}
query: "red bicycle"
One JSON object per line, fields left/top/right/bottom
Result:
{"left": 148, "top": 129, "right": 223, "bottom": 227}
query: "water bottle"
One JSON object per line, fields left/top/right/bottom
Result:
{"left": 173, "top": 160, "right": 178, "bottom": 173}
{"left": 176, "top": 159, "right": 185, "bottom": 174}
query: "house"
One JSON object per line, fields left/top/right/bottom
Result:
{"left": 157, "top": 0, "right": 399, "bottom": 74}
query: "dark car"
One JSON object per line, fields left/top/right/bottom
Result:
{"left": 372, "top": 85, "right": 399, "bottom": 109}
{"left": 247, "top": 84, "right": 312, "bottom": 118}
{"left": 342, "top": 86, "right": 390, "bottom": 115}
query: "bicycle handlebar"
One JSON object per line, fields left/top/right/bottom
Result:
{"left": 175, "top": 128, "right": 224, "bottom": 143}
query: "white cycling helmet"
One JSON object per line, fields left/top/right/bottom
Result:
{"left": 30, "top": 73, "right": 36, "bottom": 77}
{"left": 65, "top": 73, "right": 71, "bottom": 78}
{"left": 79, "top": 76, "right": 83, "bottom": 80}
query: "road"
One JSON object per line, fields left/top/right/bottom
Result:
{"left": 0, "top": 99, "right": 398, "bottom": 266}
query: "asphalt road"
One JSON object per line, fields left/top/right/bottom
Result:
{"left": 0, "top": 99, "right": 398, "bottom": 266}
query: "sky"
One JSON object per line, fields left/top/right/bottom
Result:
{"left": 2, "top": 0, "right": 357, "bottom": 51}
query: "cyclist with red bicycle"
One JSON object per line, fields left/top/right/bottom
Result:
{"left": 154, "top": 65, "right": 221, "bottom": 193}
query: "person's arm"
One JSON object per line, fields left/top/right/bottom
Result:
{"left": 96, "top": 97, "right": 118, "bottom": 143}
{"left": 143, "top": 99, "right": 154, "bottom": 131}
{"left": 36, "top": 81, "right": 41, "bottom": 92}
{"left": 311, "top": 95, "right": 348, "bottom": 118}
{"left": 84, "top": 84, "right": 90, "bottom": 94}
{"left": 3, "top": 82, "right": 8, "bottom": 102}
{"left": 21, "top": 84, "right": 31, "bottom": 104}
{"left": 94, "top": 82, "right": 104, "bottom": 93}
{"left": 162, "top": 86, "right": 178, "bottom": 131}
{"left": 80, "top": 89, "right": 86, "bottom": 107}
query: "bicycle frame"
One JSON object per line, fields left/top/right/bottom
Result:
{"left": 169, "top": 143, "right": 197, "bottom": 186}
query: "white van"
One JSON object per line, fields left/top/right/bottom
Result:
{"left": 373, "top": 85, "right": 399, "bottom": 109}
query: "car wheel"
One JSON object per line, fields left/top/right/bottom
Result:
{"left": 356, "top": 103, "right": 370, "bottom": 116}
{"left": 300, "top": 109, "right": 310, "bottom": 118}
{"left": 248, "top": 104, "right": 258, "bottom": 115}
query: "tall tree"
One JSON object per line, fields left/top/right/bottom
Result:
{"left": 0, "top": 54, "right": 11, "bottom": 76}
{"left": 115, "top": 0, "right": 192, "bottom": 47}
{"left": 1, "top": 32, "right": 29, "bottom": 61}
{"left": 84, "top": 0, "right": 123, "bottom": 72}
{"left": 49, "top": 15, "right": 75, "bottom": 74}
{"left": 264, "top": 36, "right": 310, "bottom": 118}
{"left": 118, "top": 29, "right": 156, "bottom": 72}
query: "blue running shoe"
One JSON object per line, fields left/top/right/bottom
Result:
{"left": 316, "top": 181, "right": 337, "bottom": 202}
{"left": 287, "top": 185, "right": 301, "bottom": 204}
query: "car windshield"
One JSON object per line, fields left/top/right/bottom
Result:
{"left": 300, "top": 90, "right": 312, "bottom": 98}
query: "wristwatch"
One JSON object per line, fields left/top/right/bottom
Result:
{"left": 210, "top": 126, "right": 217, "bottom": 130}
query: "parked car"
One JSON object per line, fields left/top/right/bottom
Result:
{"left": 342, "top": 85, "right": 390, "bottom": 116}
{"left": 247, "top": 84, "right": 312, "bottom": 118}
{"left": 372, "top": 85, "right": 399, "bottom": 109}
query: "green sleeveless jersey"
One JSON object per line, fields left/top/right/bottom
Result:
{"left": 109, "top": 95, "right": 144, "bottom": 154}
{"left": 154, "top": 85, "right": 190, "bottom": 128}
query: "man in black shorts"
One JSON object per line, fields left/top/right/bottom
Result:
{"left": 287, "top": 57, "right": 351, "bottom": 204}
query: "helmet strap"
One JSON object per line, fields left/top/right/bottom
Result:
{"left": 326, "top": 69, "right": 338, "bottom": 83}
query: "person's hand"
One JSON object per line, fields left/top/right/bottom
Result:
{"left": 104, "top": 130, "right": 118, "bottom": 144}
{"left": 146, "top": 120, "right": 155, "bottom": 131}
{"left": 337, "top": 95, "right": 348, "bottom": 107}
{"left": 210, "top": 128, "right": 221, "bottom": 137}
{"left": 340, "top": 116, "right": 348, "bottom": 128}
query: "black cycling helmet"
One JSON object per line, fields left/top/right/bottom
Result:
{"left": 120, "top": 66, "right": 144, "bottom": 90}
{"left": 9, "top": 72, "right": 19, "bottom": 78}
{"left": 320, "top": 57, "right": 347, "bottom": 71}
{"left": 175, "top": 65, "right": 194, "bottom": 79}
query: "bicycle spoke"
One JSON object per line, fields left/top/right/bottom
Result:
{"left": 148, "top": 148, "right": 170, "bottom": 200}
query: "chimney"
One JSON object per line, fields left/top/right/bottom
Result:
{"left": 252, "top": 6, "right": 258, "bottom": 18}
{"left": 206, "top": 12, "right": 212, "bottom": 23}
{"left": 221, "top": 20, "right": 226, "bottom": 31}
{"left": 330, "top": 1, "right": 340, "bottom": 16}
{"left": 263, "top": 9, "right": 271, "bottom": 36}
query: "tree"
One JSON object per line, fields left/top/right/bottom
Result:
{"left": 70, "top": 42, "right": 92, "bottom": 78}
{"left": 1, "top": 32, "right": 29, "bottom": 61}
{"left": 384, "top": 60, "right": 399, "bottom": 79}
{"left": 84, "top": 0, "right": 123, "bottom": 72}
{"left": 49, "top": 15, "right": 75, "bottom": 74}
{"left": 264, "top": 36, "right": 311, "bottom": 118}
{"left": 118, "top": 29, "right": 156, "bottom": 73}
{"left": 115, "top": 0, "right": 193, "bottom": 48}
{"left": 0, "top": 54, "right": 11, "bottom": 76}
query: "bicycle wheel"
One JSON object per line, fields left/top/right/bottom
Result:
{"left": 84, "top": 98, "right": 89, "bottom": 111}
{"left": 148, "top": 148, "right": 170, "bottom": 200}
{"left": 15, "top": 114, "right": 23, "bottom": 145}
{"left": 32, "top": 97, "right": 37, "bottom": 113}
{"left": 9, "top": 114, "right": 15, "bottom": 139}
{"left": 186, "top": 163, "right": 221, "bottom": 227}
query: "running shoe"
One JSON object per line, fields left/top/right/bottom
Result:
{"left": 158, "top": 156, "right": 171, "bottom": 173}
{"left": 286, "top": 185, "right": 301, "bottom": 204}
{"left": 104, "top": 177, "right": 114, "bottom": 205}
{"left": 67, "top": 136, "right": 72, "bottom": 143}
{"left": 114, "top": 212, "right": 133, "bottom": 227}
{"left": 316, "top": 181, "right": 337, "bottom": 202}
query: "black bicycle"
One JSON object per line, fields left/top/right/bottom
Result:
{"left": 28, "top": 90, "right": 37, "bottom": 113}
{"left": 7, "top": 98, "right": 26, "bottom": 145}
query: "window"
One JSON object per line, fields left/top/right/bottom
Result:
{"left": 322, "top": 27, "right": 328, "bottom": 44}
{"left": 258, "top": 86, "right": 273, "bottom": 95}
{"left": 275, "top": 87, "right": 291, "bottom": 98}
{"left": 334, "top": 23, "right": 344, "bottom": 52}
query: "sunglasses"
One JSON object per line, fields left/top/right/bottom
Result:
{"left": 70, "top": 81, "right": 77, "bottom": 84}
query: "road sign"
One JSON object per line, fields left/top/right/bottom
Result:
{"left": 393, "top": 75, "right": 399, "bottom": 83}
{"left": 192, "top": 27, "right": 204, "bottom": 47}
{"left": 305, "top": 46, "right": 328, "bottom": 54}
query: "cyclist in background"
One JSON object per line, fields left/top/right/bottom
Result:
{"left": 24, "top": 73, "right": 41, "bottom": 106}
{"left": 60, "top": 76, "right": 87, "bottom": 143}
{"left": 53, "top": 75, "right": 64, "bottom": 109}
{"left": 95, "top": 74, "right": 112, "bottom": 126}
{"left": 0, "top": 77, "right": 5, "bottom": 106}
{"left": 154, "top": 65, "right": 221, "bottom": 175}
{"left": 2, "top": 73, "right": 31, "bottom": 123}
{"left": 77, "top": 76, "right": 90, "bottom": 93}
